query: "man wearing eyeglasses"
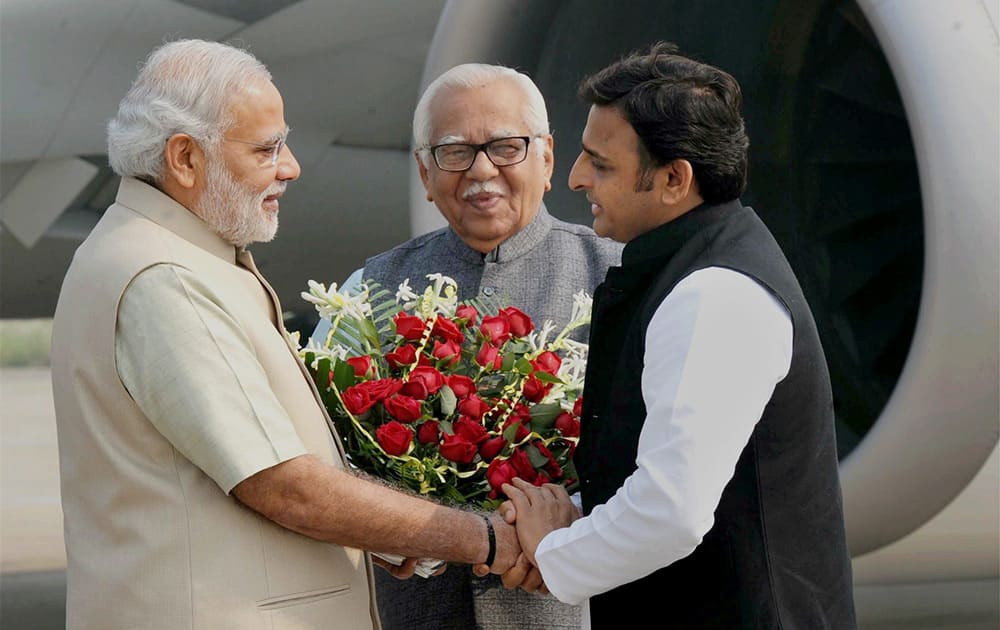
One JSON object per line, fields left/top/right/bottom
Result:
{"left": 321, "top": 64, "right": 621, "bottom": 630}
{"left": 51, "top": 41, "right": 526, "bottom": 630}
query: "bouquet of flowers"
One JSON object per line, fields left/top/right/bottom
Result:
{"left": 298, "top": 274, "right": 591, "bottom": 512}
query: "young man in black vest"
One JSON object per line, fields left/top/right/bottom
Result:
{"left": 498, "top": 42, "right": 857, "bottom": 629}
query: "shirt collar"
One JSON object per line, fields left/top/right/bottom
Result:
{"left": 114, "top": 177, "right": 239, "bottom": 265}
{"left": 621, "top": 199, "right": 744, "bottom": 268}
{"left": 442, "top": 203, "right": 554, "bottom": 264}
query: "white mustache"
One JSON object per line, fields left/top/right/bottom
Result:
{"left": 262, "top": 183, "right": 286, "bottom": 199}
{"left": 463, "top": 181, "right": 504, "bottom": 199}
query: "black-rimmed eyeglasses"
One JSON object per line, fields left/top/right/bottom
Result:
{"left": 428, "top": 136, "right": 536, "bottom": 172}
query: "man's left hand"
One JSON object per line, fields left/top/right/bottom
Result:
{"left": 502, "top": 478, "right": 578, "bottom": 565}
{"left": 372, "top": 556, "right": 446, "bottom": 579}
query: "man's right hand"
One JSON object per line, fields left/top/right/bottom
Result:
{"left": 486, "top": 512, "right": 522, "bottom": 574}
{"left": 372, "top": 555, "right": 421, "bottom": 579}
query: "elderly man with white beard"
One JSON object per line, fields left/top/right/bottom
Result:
{"left": 314, "top": 63, "right": 622, "bottom": 630}
{"left": 50, "top": 40, "right": 526, "bottom": 630}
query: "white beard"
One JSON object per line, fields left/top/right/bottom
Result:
{"left": 196, "top": 155, "right": 282, "bottom": 247}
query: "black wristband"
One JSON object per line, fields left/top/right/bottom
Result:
{"left": 483, "top": 516, "right": 496, "bottom": 567}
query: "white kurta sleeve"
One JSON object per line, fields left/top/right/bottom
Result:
{"left": 115, "top": 263, "right": 308, "bottom": 493}
{"left": 534, "top": 266, "right": 793, "bottom": 605}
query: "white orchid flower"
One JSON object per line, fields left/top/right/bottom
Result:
{"left": 395, "top": 279, "right": 420, "bottom": 308}
{"left": 408, "top": 273, "right": 459, "bottom": 318}
{"left": 299, "top": 336, "right": 350, "bottom": 366}
{"left": 301, "top": 279, "right": 372, "bottom": 321}
{"left": 527, "top": 320, "right": 558, "bottom": 352}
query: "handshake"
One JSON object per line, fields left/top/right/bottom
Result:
{"left": 473, "top": 478, "right": 581, "bottom": 594}
{"left": 373, "top": 478, "right": 581, "bottom": 591}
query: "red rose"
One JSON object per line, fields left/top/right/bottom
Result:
{"left": 475, "top": 343, "right": 502, "bottom": 370}
{"left": 439, "top": 433, "right": 478, "bottom": 464}
{"left": 383, "top": 394, "right": 423, "bottom": 423}
{"left": 479, "top": 315, "right": 510, "bottom": 345}
{"left": 454, "top": 417, "right": 489, "bottom": 444}
{"left": 360, "top": 378, "right": 403, "bottom": 402}
{"left": 533, "top": 440, "right": 562, "bottom": 480}
{"left": 500, "top": 306, "right": 534, "bottom": 338}
{"left": 342, "top": 385, "right": 375, "bottom": 415}
{"left": 408, "top": 366, "right": 445, "bottom": 395}
{"left": 446, "top": 374, "right": 476, "bottom": 398}
{"left": 386, "top": 344, "right": 417, "bottom": 369}
{"left": 513, "top": 403, "right": 532, "bottom": 423}
{"left": 530, "top": 351, "right": 561, "bottom": 376}
{"left": 401, "top": 379, "right": 429, "bottom": 400}
{"left": 455, "top": 304, "right": 478, "bottom": 327}
{"left": 554, "top": 411, "right": 581, "bottom": 438}
{"left": 522, "top": 373, "right": 552, "bottom": 403}
{"left": 486, "top": 457, "right": 518, "bottom": 498}
{"left": 431, "top": 317, "right": 464, "bottom": 343}
{"left": 393, "top": 311, "right": 426, "bottom": 341}
{"left": 509, "top": 447, "right": 538, "bottom": 482}
{"left": 573, "top": 396, "right": 583, "bottom": 418}
{"left": 376, "top": 421, "right": 413, "bottom": 456}
{"left": 346, "top": 355, "right": 373, "bottom": 378}
{"left": 431, "top": 339, "right": 461, "bottom": 366}
{"left": 502, "top": 416, "right": 530, "bottom": 443}
{"left": 416, "top": 420, "right": 440, "bottom": 445}
{"left": 417, "top": 353, "right": 433, "bottom": 367}
{"left": 479, "top": 436, "right": 507, "bottom": 462}
{"left": 457, "top": 394, "right": 490, "bottom": 420}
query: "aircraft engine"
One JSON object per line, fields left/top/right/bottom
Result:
{"left": 412, "top": 0, "right": 999, "bottom": 559}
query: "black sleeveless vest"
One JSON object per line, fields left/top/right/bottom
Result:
{"left": 576, "top": 200, "right": 856, "bottom": 629}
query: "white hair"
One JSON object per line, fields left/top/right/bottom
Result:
{"left": 107, "top": 39, "right": 271, "bottom": 182}
{"left": 412, "top": 64, "right": 550, "bottom": 166}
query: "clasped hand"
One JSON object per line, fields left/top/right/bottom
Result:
{"left": 473, "top": 477, "right": 580, "bottom": 594}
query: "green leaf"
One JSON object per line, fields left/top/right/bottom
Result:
{"left": 355, "top": 319, "right": 377, "bottom": 349}
{"left": 439, "top": 419, "right": 455, "bottom": 435}
{"left": 501, "top": 353, "right": 518, "bottom": 372}
{"left": 315, "top": 357, "right": 331, "bottom": 388}
{"left": 442, "top": 484, "right": 467, "bottom": 505}
{"left": 529, "top": 403, "right": 562, "bottom": 430}
{"left": 561, "top": 458, "right": 579, "bottom": 483}
{"left": 514, "top": 357, "right": 533, "bottom": 375}
{"left": 525, "top": 443, "right": 549, "bottom": 468}
{"left": 502, "top": 422, "right": 521, "bottom": 442}
{"left": 505, "top": 341, "right": 531, "bottom": 354}
{"left": 439, "top": 385, "right": 457, "bottom": 416}
{"left": 532, "top": 371, "right": 563, "bottom": 384}
{"left": 332, "top": 358, "right": 356, "bottom": 391}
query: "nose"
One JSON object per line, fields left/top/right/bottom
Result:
{"left": 464, "top": 148, "right": 500, "bottom": 180}
{"left": 276, "top": 143, "right": 301, "bottom": 181}
{"left": 568, "top": 152, "right": 589, "bottom": 191}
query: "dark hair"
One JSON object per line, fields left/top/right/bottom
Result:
{"left": 579, "top": 42, "right": 749, "bottom": 202}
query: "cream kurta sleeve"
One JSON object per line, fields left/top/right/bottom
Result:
{"left": 115, "top": 263, "right": 308, "bottom": 493}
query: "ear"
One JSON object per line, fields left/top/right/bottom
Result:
{"left": 163, "top": 133, "right": 203, "bottom": 190}
{"left": 658, "top": 159, "right": 697, "bottom": 206}
{"left": 415, "top": 152, "right": 433, "bottom": 202}
{"left": 541, "top": 135, "right": 554, "bottom": 192}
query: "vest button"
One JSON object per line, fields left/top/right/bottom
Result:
{"left": 482, "top": 286, "right": 496, "bottom": 297}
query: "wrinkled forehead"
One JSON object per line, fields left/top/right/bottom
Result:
{"left": 429, "top": 80, "right": 531, "bottom": 144}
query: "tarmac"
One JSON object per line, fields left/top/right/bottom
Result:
{"left": 1, "top": 367, "right": 66, "bottom": 628}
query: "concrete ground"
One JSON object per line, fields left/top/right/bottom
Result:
{"left": 1, "top": 367, "right": 66, "bottom": 629}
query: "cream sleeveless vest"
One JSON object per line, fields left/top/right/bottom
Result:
{"left": 51, "top": 178, "right": 378, "bottom": 629}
